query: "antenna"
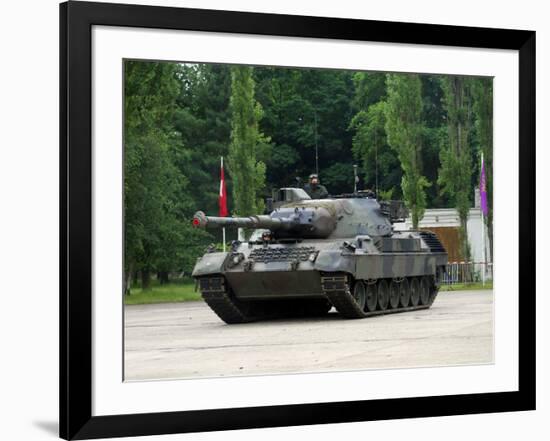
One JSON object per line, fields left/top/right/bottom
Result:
{"left": 353, "top": 164, "right": 358, "bottom": 194}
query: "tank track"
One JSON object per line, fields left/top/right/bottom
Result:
{"left": 199, "top": 273, "right": 440, "bottom": 323}
{"left": 321, "top": 274, "right": 439, "bottom": 319}
{"left": 198, "top": 276, "right": 333, "bottom": 324}
{"left": 198, "top": 276, "right": 254, "bottom": 324}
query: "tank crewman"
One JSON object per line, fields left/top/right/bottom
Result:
{"left": 303, "top": 174, "right": 329, "bottom": 199}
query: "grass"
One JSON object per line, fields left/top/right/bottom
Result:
{"left": 124, "top": 280, "right": 201, "bottom": 305}
{"left": 124, "top": 278, "right": 493, "bottom": 305}
{"left": 440, "top": 281, "right": 493, "bottom": 292}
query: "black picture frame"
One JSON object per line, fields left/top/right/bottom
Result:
{"left": 60, "top": 1, "right": 536, "bottom": 439}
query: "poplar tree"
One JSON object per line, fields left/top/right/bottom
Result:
{"left": 228, "top": 66, "right": 267, "bottom": 216}
{"left": 384, "top": 73, "right": 429, "bottom": 229}
{"left": 438, "top": 76, "right": 474, "bottom": 261}
{"left": 472, "top": 78, "right": 493, "bottom": 259}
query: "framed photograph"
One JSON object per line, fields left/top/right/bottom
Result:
{"left": 60, "top": 1, "right": 535, "bottom": 439}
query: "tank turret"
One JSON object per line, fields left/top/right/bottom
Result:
{"left": 192, "top": 196, "right": 404, "bottom": 239}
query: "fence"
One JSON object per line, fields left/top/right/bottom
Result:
{"left": 441, "top": 262, "right": 493, "bottom": 285}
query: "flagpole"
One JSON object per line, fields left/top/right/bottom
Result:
{"left": 481, "top": 152, "right": 486, "bottom": 287}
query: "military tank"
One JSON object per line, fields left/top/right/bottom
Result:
{"left": 191, "top": 189, "right": 447, "bottom": 324}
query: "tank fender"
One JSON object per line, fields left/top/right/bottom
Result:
{"left": 192, "top": 252, "right": 229, "bottom": 277}
{"left": 314, "top": 250, "right": 355, "bottom": 274}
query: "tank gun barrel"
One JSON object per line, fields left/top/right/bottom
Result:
{"left": 193, "top": 203, "right": 337, "bottom": 239}
{"left": 192, "top": 211, "right": 296, "bottom": 230}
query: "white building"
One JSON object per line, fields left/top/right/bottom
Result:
{"left": 394, "top": 207, "right": 491, "bottom": 265}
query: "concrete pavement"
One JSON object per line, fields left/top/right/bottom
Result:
{"left": 124, "top": 290, "right": 493, "bottom": 381}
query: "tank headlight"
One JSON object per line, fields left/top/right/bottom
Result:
{"left": 309, "top": 252, "right": 317, "bottom": 262}
{"left": 228, "top": 253, "right": 244, "bottom": 268}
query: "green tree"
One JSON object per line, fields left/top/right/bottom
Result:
{"left": 172, "top": 64, "right": 240, "bottom": 246}
{"left": 420, "top": 76, "right": 448, "bottom": 207}
{"left": 350, "top": 101, "right": 402, "bottom": 196}
{"left": 254, "top": 67, "right": 355, "bottom": 193}
{"left": 352, "top": 72, "right": 387, "bottom": 111}
{"left": 384, "top": 73, "right": 429, "bottom": 228}
{"left": 228, "top": 66, "right": 267, "bottom": 216}
{"left": 174, "top": 64, "right": 232, "bottom": 216}
{"left": 124, "top": 61, "right": 202, "bottom": 291}
{"left": 472, "top": 77, "right": 493, "bottom": 260}
{"left": 438, "top": 76, "right": 475, "bottom": 261}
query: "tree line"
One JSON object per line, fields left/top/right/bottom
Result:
{"left": 124, "top": 60, "right": 493, "bottom": 292}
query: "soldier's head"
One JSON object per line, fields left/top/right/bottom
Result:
{"left": 309, "top": 174, "right": 320, "bottom": 187}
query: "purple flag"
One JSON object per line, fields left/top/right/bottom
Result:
{"left": 480, "top": 155, "right": 488, "bottom": 216}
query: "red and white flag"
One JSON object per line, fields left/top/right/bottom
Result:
{"left": 219, "top": 157, "right": 228, "bottom": 217}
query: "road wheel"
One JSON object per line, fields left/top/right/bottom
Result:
{"left": 399, "top": 278, "right": 410, "bottom": 307}
{"left": 365, "top": 282, "right": 378, "bottom": 312}
{"left": 410, "top": 277, "right": 420, "bottom": 307}
{"left": 377, "top": 279, "right": 390, "bottom": 311}
{"left": 352, "top": 280, "right": 366, "bottom": 311}
{"left": 389, "top": 280, "right": 400, "bottom": 309}
{"left": 419, "top": 276, "right": 431, "bottom": 305}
